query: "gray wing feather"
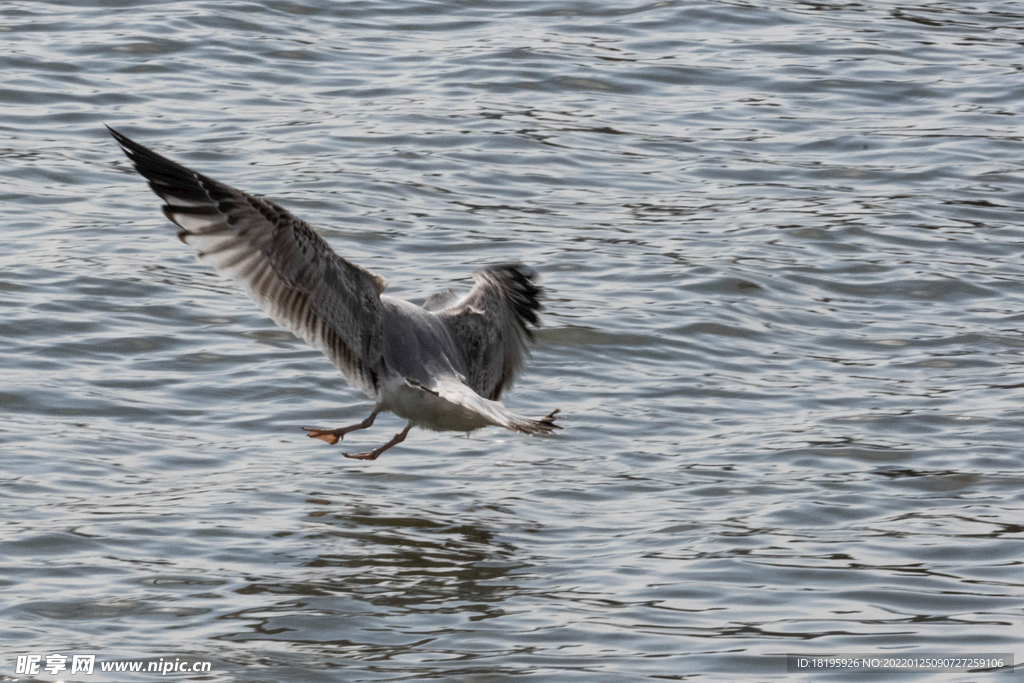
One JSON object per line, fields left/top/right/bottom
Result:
{"left": 422, "top": 288, "right": 461, "bottom": 312}
{"left": 437, "top": 264, "right": 543, "bottom": 400}
{"left": 110, "top": 127, "right": 386, "bottom": 398}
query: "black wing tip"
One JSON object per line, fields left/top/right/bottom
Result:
{"left": 107, "top": 125, "right": 158, "bottom": 168}
{"left": 496, "top": 262, "right": 538, "bottom": 284}
{"left": 106, "top": 126, "right": 230, "bottom": 206}
{"left": 482, "top": 262, "right": 544, "bottom": 331}
{"left": 106, "top": 125, "right": 144, "bottom": 157}
{"left": 483, "top": 262, "right": 540, "bottom": 288}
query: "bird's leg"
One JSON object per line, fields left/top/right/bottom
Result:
{"left": 302, "top": 406, "right": 382, "bottom": 445}
{"left": 344, "top": 422, "right": 413, "bottom": 461}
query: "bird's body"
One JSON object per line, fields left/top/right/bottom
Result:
{"left": 109, "top": 127, "right": 560, "bottom": 459}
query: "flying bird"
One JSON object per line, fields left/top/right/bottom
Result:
{"left": 108, "top": 127, "right": 560, "bottom": 460}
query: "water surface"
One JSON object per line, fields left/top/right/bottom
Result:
{"left": 2, "top": 1, "right": 1024, "bottom": 680}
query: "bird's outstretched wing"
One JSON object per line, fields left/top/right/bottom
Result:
{"left": 436, "top": 263, "right": 543, "bottom": 400}
{"left": 109, "top": 126, "right": 386, "bottom": 398}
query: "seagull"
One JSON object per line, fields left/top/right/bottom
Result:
{"left": 108, "top": 126, "right": 561, "bottom": 460}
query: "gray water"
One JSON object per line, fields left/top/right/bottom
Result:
{"left": 3, "top": 1, "right": 1024, "bottom": 680}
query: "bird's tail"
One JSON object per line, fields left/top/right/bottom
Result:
{"left": 428, "top": 377, "right": 562, "bottom": 435}
{"left": 504, "top": 408, "right": 562, "bottom": 435}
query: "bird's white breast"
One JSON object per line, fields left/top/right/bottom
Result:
{"left": 381, "top": 378, "right": 494, "bottom": 432}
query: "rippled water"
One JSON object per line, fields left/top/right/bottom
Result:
{"left": 3, "top": 0, "right": 1024, "bottom": 680}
